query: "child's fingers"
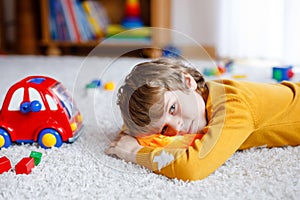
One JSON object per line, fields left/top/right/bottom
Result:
{"left": 105, "top": 135, "right": 124, "bottom": 155}
{"left": 105, "top": 146, "right": 115, "bottom": 155}
{"left": 109, "top": 141, "right": 118, "bottom": 147}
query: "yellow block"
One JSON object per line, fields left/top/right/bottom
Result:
{"left": 104, "top": 81, "right": 115, "bottom": 91}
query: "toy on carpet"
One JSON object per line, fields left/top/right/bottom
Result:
{"left": 104, "top": 81, "right": 115, "bottom": 91}
{"left": 203, "top": 60, "right": 234, "bottom": 77}
{"left": 0, "top": 156, "right": 12, "bottom": 174}
{"left": 15, "top": 157, "right": 35, "bottom": 175}
{"left": 232, "top": 74, "right": 248, "bottom": 79}
{"left": 30, "top": 151, "right": 42, "bottom": 166}
{"left": 0, "top": 151, "right": 42, "bottom": 175}
{"left": 86, "top": 79, "right": 115, "bottom": 91}
{"left": 162, "top": 45, "right": 182, "bottom": 58}
{"left": 272, "top": 66, "right": 294, "bottom": 82}
{"left": 86, "top": 79, "right": 102, "bottom": 88}
{"left": 16, "top": 151, "right": 43, "bottom": 174}
{"left": 203, "top": 67, "right": 221, "bottom": 76}
{"left": 217, "top": 64, "right": 226, "bottom": 74}
{"left": 0, "top": 76, "right": 83, "bottom": 149}
{"left": 224, "top": 59, "right": 234, "bottom": 73}
{"left": 203, "top": 65, "right": 227, "bottom": 76}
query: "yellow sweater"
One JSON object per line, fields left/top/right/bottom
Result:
{"left": 136, "top": 79, "right": 300, "bottom": 181}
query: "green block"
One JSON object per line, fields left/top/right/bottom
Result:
{"left": 30, "top": 151, "right": 42, "bottom": 166}
{"left": 273, "top": 70, "right": 282, "bottom": 81}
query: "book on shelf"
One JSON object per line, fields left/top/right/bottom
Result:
{"left": 81, "top": 0, "right": 104, "bottom": 39}
{"left": 49, "top": 0, "right": 70, "bottom": 41}
{"left": 47, "top": 0, "right": 150, "bottom": 44}
{"left": 48, "top": 0, "right": 109, "bottom": 42}
{"left": 60, "top": 0, "right": 80, "bottom": 41}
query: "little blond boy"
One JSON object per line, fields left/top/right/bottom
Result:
{"left": 107, "top": 58, "right": 300, "bottom": 181}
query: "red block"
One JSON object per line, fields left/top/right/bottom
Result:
{"left": 0, "top": 156, "right": 12, "bottom": 174}
{"left": 15, "top": 157, "right": 35, "bottom": 175}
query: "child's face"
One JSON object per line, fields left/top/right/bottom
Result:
{"left": 148, "top": 79, "right": 207, "bottom": 136}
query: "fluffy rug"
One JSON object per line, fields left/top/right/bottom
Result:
{"left": 0, "top": 55, "right": 299, "bottom": 199}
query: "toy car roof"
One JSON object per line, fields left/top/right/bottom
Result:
{"left": 12, "top": 76, "right": 58, "bottom": 89}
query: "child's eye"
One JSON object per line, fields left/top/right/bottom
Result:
{"left": 169, "top": 104, "right": 175, "bottom": 114}
{"left": 161, "top": 125, "right": 168, "bottom": 135}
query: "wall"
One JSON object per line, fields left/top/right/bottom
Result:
{"left": 171, "top": 0, "right": 218, "bottom": 47}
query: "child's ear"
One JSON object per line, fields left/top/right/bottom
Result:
{"left": 183, "top": 73, "right": 197, "bottom": 90}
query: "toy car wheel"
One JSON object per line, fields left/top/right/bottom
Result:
{"left": 38, "top": 129, "right": 63, "bottom": 149}
{"left": 0, "top": 128, "right": 12, "bottom": 149}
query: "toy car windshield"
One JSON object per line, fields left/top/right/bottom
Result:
{"left": 51, "top": 83, "right": 79, "bottom": 119}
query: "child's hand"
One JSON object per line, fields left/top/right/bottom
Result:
{"left": 105, "top": 134, "right": 142, "bottom": 163}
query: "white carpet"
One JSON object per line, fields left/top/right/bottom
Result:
{"left": 0, "top": 55, "right": 299, "bottom": 200}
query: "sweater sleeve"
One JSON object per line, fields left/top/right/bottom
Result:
{"left": 136, "top": 97, "right": 255, "bottom": 181}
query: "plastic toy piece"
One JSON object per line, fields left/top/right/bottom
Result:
{"left": 122, "top": 0, "right": 144, "bottom": 28}
{"left": 0, "top": 76, "right": 83, "bottom": 149}
{"left": 104, "top": 81, "right": 115, "bottom": 91}
{"left": 86, "top": 80, "right": 102, "bottom": 89}
{"left": 38, "top": 128, "right": 63, "bottom": 149}
{"left": 217, "top": 64, "right": 226, "bottom": 74}
{"left": 224, "top": 60, "right": 234, "bottom": 72}
{"left": 20, "top": 100, "right": 42, "bottom": 114}
{"left": 30, "top": 151, "right": 42, "bottom": 166}
{"left": 125, "top": 0, "right": 141, "bottom": 17}
{"left": 203, "top": 68, "right": 221, "bottom": 76}
{"left": 162, "top": 45, "right": 181, "bottom": 58}
{"left": 0, "top": 128, "right": 12, "bottom": 149}
{"left": 0, "top": 156, "right": 12, "bottom": 174}
{"left": 15, "top": 157, "right": 35, "bottom": 175}
{"left": 232, "top": 74, "right": 248, "bottom": 79}
{"left": 272, "top": 66, "right": 294, "bottom": 82}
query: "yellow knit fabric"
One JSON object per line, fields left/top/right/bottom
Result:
{"left": 136, "top": 79, "right": 300, "bottom": 181}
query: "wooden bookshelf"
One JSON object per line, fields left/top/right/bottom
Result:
{"left": 38, "top": 0, "right": 171, "bottom": 57}
{"left": 0, "top": 1, "right": 4, "bottom": 53}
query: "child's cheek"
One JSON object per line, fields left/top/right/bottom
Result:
{"left": 182, "top": 93, "right": 199, "bottom": 117}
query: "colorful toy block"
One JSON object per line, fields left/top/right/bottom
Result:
{"left": 86, "top": 80, "right": 102, "bottom": 89}
{"left": 217, "top": 65, "right": 226, "bottom": 74}
{"left": 86, "top": 79, "right": 116, "bottom": 91}
{"left": 162, "top": 45, "right": 181, "bottom": 58}
{"left": 104, "top": 81, "right": 115, "bottom": 91}
{"left": 232, "top": 74, "right": 248, "bottom": 79}
{"left": 203, "top": 67, "right": 221, "bottom": 76}
{"left": 15, "top": 157, "right": 35, "bottom": 175}
{"left": 272, "top": 66, "right": 294, "bottom": 82}
{"left": 30, "top": 151, "right": 42, "bottom": 166}
{"left": 224, "top": 60, "right": 234, "bottom": 72}
{"left": 0, "top": 156, "right": 12, "bottom": 174}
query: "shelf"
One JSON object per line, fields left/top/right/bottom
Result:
{"left": 40, "top": 38, "right": 152, "bottom": 47}
{"left": 38, "top": 0, "right": 171, "bottom": 57}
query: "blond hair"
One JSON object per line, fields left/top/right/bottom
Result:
{"left": 117, "top": 58, "right": 207, "bottom": 136}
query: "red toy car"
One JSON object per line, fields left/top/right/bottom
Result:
{"left": 0, "top": 76, "right": 83, "bottom": 149}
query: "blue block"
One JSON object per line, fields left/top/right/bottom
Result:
{"left": 272, "top": 66, "right": 293, "bottom": 82}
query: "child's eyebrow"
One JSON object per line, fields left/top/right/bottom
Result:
{"left": 164, "top": 96, "right": 171, "bottom": 114}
